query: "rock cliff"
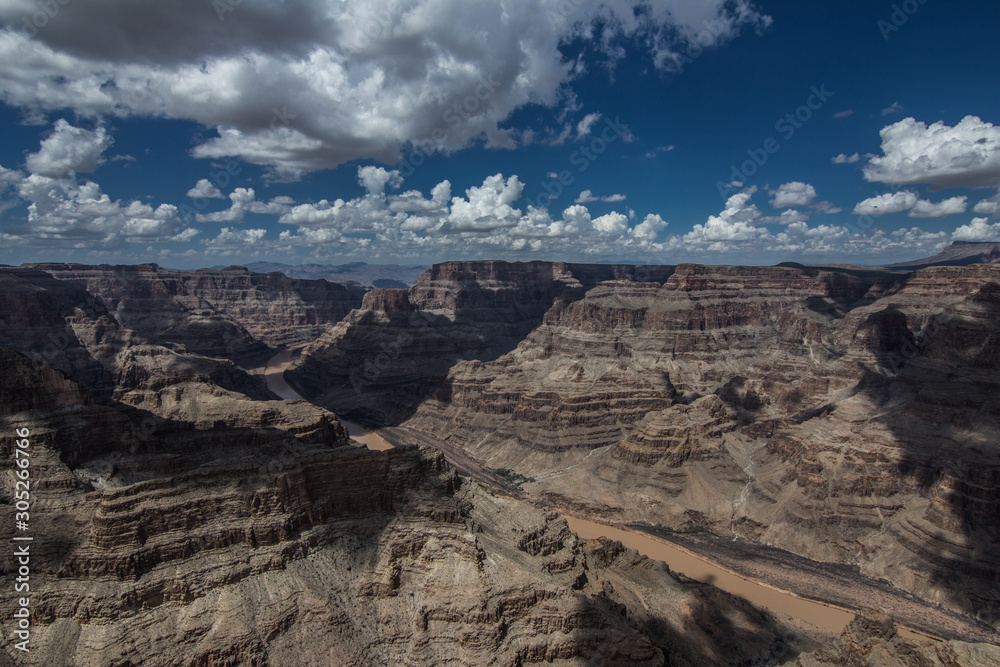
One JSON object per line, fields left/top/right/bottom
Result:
{"left": 0, "top": 349, "right": 786, "bottom": 666}
{"left": 287, "top": 261, "right": 674, "bottom": 422}
{"left": 790, "top": 609, "right": 1000, "bottom": 666}
{"left": 289, "top": 260, "right": 1000, "bottom": 630}
{"left": 5, "top": 256, "right": 1000, "bottom": 662}
{"left": 0, "top": 266, "right": 271, "bottom": 403}
{"left": 26, "top": 263, "right": 366, "bottom": 358}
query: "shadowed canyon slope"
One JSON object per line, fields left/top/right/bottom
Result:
{"left": 289, "top": 260, "right": 1000, "bottom": 630}
{"left": 0, "top": 348, "right": 787, "bottom": 666}
{"left": 26, "top": 263, "right": 367, "bottom": 359}
{"left": 3, "top": 259, "right": 999, "bottom": 664}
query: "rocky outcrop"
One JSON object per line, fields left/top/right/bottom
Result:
{"left": 26, "top": 263, "right": 367, "bottom": 358}
{"left": 0, "top": 267, "right": 115, "bottom": 393}
{"left": 790, "top": 609, "right": 1000, "bottom": 666}
{"left": 287, "top": 261, "right": 674, "bottom": 422}
{"left": 362, "top": 287, "right": 414, "bottom": 312}
{"left": 27, "top": 263, "right": 272, "bottom": 367}
{"left": 291, "top": 260, "right": 1000, "bottom": 628}
{"left": 0, "top": 350, "right": 784, "bottom": 666}
{"left": 7, "top": 256, "right": 1000, "bottom": 660}
{"left": 0, "top": 266, "right": 272, "bottom": 402}
{"left": 181, "top": 265, "right": 367, "bottom": 347}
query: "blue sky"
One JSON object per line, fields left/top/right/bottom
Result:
{"left": 1, "top": 0, "right": 998, "bottom": 269}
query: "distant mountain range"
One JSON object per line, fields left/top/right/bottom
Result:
{"left": 880, "top": 240, "right": 1000, "bottom": 271}
{"left": 212, "top": 261, "right": 429, "bottom": 287}
{"left": 215, "top": 243, "right": 1000, "bottom": 285}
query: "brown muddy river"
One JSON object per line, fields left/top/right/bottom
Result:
{"left": 565, "top": 515, "right": 856, "bottom": 635}
{"left": 261, "top": 347, "right": 393, "bottom": 451}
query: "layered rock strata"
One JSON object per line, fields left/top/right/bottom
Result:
{"left": 287, "top": 261, "right": 674, "bottom": 422}
{"left": 290, "top": 260, "right": 1000, "bottom": 628}
{"left": 790, "top": 609, "right": 1000, "bottom": 666}
{"left": 0, "top": 350, "right": 786, "bottom": 666}
{"left": 0, "top": 266, "right": 270, "bottom": 402}
{"left": 26, "top": 263, "right": 367, "bottom": 358}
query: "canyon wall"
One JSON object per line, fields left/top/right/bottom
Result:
{"left": 287, "top": 261, "right": 674, "bottom": 422}
{"left": 26, "top": 263, "right": 367, "bottom": 358}
{"left": 0, "top": 349, "right": 785, "bottom": 666}
{"left": 0, "top": 266, "right": 271, "bottom": 402}
{"left": 290, "top": 260, "right": 1000, "bottom": 627}
{"left": 4, "top": 258, "right": 1000, "bottom": 662}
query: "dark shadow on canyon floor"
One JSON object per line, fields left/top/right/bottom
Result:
{"left": 860, "top": 293, "right": 1000, "bottom": 626}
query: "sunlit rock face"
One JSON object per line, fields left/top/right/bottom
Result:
{"left": 790, "top": 609, "right": 1000, "bottom": 666}
{"left": 0, "top": 349, "right": 782, "bottom": 666}
{"left": 293, "top": 260, "right": 1000, "bottom": 626}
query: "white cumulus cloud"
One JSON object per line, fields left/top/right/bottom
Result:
{"left": 576, "top": 190, "right": 627, "bottom": 204}
{"left": 186, "top": 178, "right": 225, "bottom": 199}
{"left": 358, "top": 166, "right": 403, "bottom": 196}
{"left": 770, "top": 182, "right": 816, "bottom": 208}
{"left": 632, "top": 213, "right": 667, "bottom": 241}
{"left": 204, "top": 227, "right": 269, "bottom": 254}
{"left": 854, "top": 191, "right": 969, "bottom": 218}
{"left": 832, "top": 152, "right": 860, "bottom": 164}
{"left": 195, "top": 188, "right": 293, "bottom": 223}
{"left": 853, "top": 191, "right": 919, "bottom": 216}
{"left": 684, "top": 188, "right": 769, "bottom": 245}
{"left": 864, "top": 116, "right": 1000, "bottom": 189}
{"left": 908, "top": 196, "right": 968, "bottom": 218}
{"left": 3, "top": 120, "right": 184, "bottom": 246}
{"left": 952, "top": 217, "right": 1000, "bottom": 242}
{"left": 592, "top": 211, "right": 629, "bottom": 235}
{"left": 973, "top": 190, "right": 1000, "bottom": 217}
{"left": 445, "top": 173, "right": 524, "bottom": 232}
{"left": 25, "top": 120, "right": 111, "bottom": 178}
{"left": 0, "top": 0, "right": 771, "bottom": 179}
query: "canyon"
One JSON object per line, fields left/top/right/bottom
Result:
{"left": 287, "top": 256, "right": 1000, "bottom": 636}
{"left": 2, "top": 254, "right": 999, "bottom": 664}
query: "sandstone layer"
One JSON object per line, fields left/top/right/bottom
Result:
{"left": 26, "top": 263, "right": 367, "bottom": 357}
{"left": 0, "top": 267, "right": 269, "bottom": 402}
{"left": 0, "top": 349, "right": 788, "bottom": 666}
{"left": 290, "top": 260, "right": 1000, "bottom": 630}
{"left": 287, "top": 261, "right": 674, "bottom": 423}
{"left": 789, "top": 609, "right": 1000, "bottom": 666}
{"left": 6, "top": 257, "right": 1000, "bottom": 662}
